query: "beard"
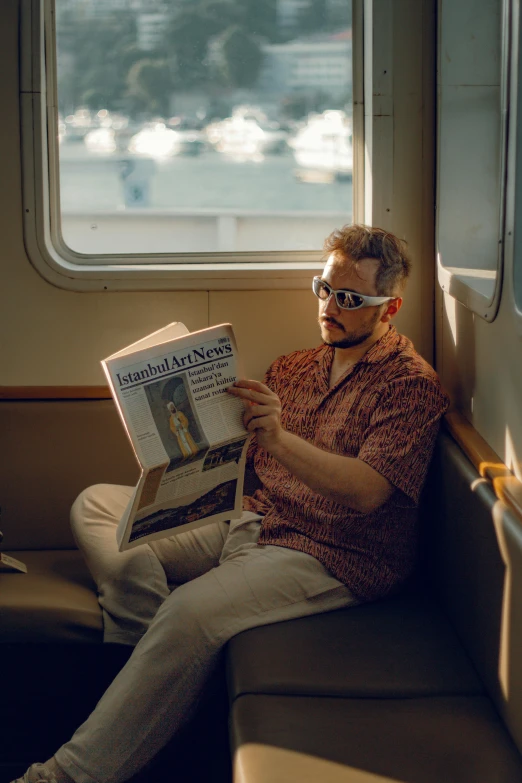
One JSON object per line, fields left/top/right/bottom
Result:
{"left": 324, "top": 330, "right": 375, "bottom": 348}
{"left": 319, "top": 310, "right": 382, "bottom": 349}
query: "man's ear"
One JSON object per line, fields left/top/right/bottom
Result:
{"left": 381, "top": 297, "right": 403, "bottom": 323}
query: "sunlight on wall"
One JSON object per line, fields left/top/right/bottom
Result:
{"left": 505, "top": 426, "right": 521, "bottom": 481}
{"left": 444, "top": 289, "right": 458, "bottom": 347}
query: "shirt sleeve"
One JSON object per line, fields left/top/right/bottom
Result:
{"left": 357, "top": 375, "right": 450, "bottom": 505}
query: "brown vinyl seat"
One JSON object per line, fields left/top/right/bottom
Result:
{"left": 231, "top": 694, "right": 522, "bottom": 783}
{"left": 227, "top": 592, "right": 482, "bottom": 701}
{"left": 0, "top": 550, "right": 102, "bottom": 643}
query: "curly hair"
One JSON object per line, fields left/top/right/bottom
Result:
{"left": 323, "top": 224, "right": 412, "bottom": 296}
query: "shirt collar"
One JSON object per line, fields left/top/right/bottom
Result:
{"left": 358, "top": 325, "right": 401, "bottom": 364}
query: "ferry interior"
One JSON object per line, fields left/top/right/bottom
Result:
{"left": 2, "top": 0, "right": 522, "bottom": 781}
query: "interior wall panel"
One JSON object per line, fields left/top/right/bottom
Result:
{"left": 439, "top": 289, "right": 522, "bottom": 482}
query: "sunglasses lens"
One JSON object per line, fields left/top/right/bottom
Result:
{"left": 337, "top": 292, "right": 364, "bottom": 309}
{"left": 313, "top": 279, "right": 331, "bottom": 300}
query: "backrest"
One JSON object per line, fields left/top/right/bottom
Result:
{"left": 431, "top": 430, "right": 522, "bottom": 756}
{"left": 0, "top": 400, "right": 138, "bottom": 549}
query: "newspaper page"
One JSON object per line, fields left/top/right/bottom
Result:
{"left": 102, "top": 323, "right": 251, "bottom": 551}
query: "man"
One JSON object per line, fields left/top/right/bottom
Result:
{"left": 15, "top": 224, "right": 449, "bottom": 783}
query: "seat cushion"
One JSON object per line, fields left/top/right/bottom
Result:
{"left": 227, "top": 593, "right": 482, "bottom": 700}
{"left": 0, "top": 550, "right": 102, "bottom": 642}
{"left": 231, "top": 694, "right": 522, "bottom": 783}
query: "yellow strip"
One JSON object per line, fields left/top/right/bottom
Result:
{"left": 444, "top": 412, "right": 522, "bottom": 522}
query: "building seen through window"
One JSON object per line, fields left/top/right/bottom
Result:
{"left": 55, "top": 0, "right": 353, "bottom": 257}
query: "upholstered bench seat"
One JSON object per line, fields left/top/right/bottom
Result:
{"left": 0, "top": 550, "right": 102, "bottom": 643}
{"left": 228, "top": 594, "right": 522, "bottom": 782}
{"left": 231, "top": 694, "right": 522, "bottom": 783}
{"left": 227, "top": 592, "right": 483, "bottom": 700}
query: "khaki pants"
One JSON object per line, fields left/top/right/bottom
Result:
{"left": 57, "top": 484, "right": 357, "bottom": 783}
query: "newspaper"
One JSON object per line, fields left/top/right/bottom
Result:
{"left": 102, "top": 322, "right": 250, "bottom": 551}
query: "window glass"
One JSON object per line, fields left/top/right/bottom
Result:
{"left": 54, "top": 0, "right": 353, "bottom": 258}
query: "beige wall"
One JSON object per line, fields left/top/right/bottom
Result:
{"left": 1, "top": 0, "right": 434, "bottom": 387}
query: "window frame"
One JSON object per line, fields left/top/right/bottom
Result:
{"left": 20, "top": 0, "right": 362, "bottom": 292}
{"left": 510, "top": 0, "right": 522, "bottom": 322}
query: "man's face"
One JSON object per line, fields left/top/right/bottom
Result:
{"left": 317, "top": 253, "right": 389, "bottom": 349}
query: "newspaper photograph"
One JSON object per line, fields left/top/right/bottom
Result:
{"left": 102, "top": 323, "right": 251, "bottom": 551}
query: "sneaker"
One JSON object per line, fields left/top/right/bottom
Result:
{"left": 11, "top": 763, "right": 58, "bottom": 783}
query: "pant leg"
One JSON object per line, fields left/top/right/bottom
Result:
{"left": 71, "top": 484, "right": 169, "bottom": 645}
{"left": 148, "top": 514, "right": 250, "bottom": 587}
{"left": 71, "top": 484, "right": 230, "bottom": 645}
{"left": 55, "top": 518, "right": 357, "bottom": 783}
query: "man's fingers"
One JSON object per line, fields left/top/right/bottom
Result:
{"left": 228, "top": 385, "right": 272, "bottom": 404}
{"left": 246, "top": 415, "right": 272, "bottom": 432}
{"left": 243, "top": 404, "right": 269, "bottom": 424}
{"left": 232, "top": 379, "right": 271, "bottom": 394}
{"left": 227, "top": 381, "right": 281, "bottom": 439}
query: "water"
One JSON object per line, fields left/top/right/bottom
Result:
{"left": 58, "top": 144, "right": 353, "bottom": 215}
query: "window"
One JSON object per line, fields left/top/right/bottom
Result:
{"left": 21, "top": 0, "right": 355, "bottom": 288}
{"left": 436, "top": 0, "right": 509, "bottom": 321}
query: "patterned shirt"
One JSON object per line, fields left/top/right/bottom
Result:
{"left": 243, "top": 326, "right": 450, "bottom": 602}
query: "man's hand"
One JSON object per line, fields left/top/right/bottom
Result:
{"left": 227, "top": 379, "right": 394, "bottom": 513}
{"left": 227, "top": 379, "right": 283, "bottom": 452}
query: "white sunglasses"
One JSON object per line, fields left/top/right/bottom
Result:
{"left": 312, "top": 277, "right": 394, "bottom": 310}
